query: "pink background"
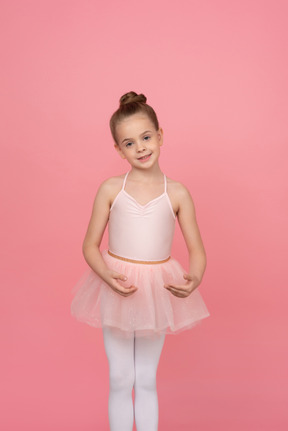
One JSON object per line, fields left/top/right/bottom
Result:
{"left": 1, "top": 0, "right": 287, "bottom": 430}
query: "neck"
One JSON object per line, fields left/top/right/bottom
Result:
{"left": 128, "top": 164, "right": 163, "bottom": 181}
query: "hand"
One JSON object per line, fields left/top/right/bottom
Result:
{"left": 164, "top": 273, "right": 200, "bottom": 298}
{"left": 103, "top": 270, "right": 138, "bottom": 297}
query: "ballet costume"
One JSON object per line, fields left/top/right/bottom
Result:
{"left": 71, "top": 172, "right": 210, "bottom": 431}
{"left": 71, "top": 171, "right": 210, "bottom": 337}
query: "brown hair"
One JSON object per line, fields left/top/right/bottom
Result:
{"left": 110, "top": 91, "right": 159, "bottom": 144}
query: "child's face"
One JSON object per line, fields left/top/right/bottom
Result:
{"left": 115, "top": 113, "right": 163, "bottom": 169}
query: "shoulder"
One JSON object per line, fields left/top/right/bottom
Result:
{"left": 166, "top": 177, "right": 194, "bottom": 215}
{"left": 94, "top": 173, "right": 126, "bottom": 206}
{"left": 166, "top": 177, "right": 193, "bottom": 201}
{"left": 99, "top": 174, "right": 126, "bottom": 191}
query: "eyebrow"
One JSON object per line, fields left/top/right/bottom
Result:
{"left": 121, "top": 130, "right": 153, "bottom": 145}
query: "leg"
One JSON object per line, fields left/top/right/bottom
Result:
{"left": 134, "top": 333, "right": 165, "bottom": 431}
{"left": 103, "top": 328, "right": 135, "bottom": 431}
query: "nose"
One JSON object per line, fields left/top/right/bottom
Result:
{"left": 135, "top": 141, "right": 146, "bottom": 152}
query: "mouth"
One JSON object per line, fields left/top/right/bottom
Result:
{"left": 137, "top": 153, "right": 152, "bottom": 161}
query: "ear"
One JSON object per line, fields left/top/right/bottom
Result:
{"left": 157, "top": 128, "right": 164, "bottom": 147}
{"left": 114, "top": 144, "right": 126, "bottom": 159}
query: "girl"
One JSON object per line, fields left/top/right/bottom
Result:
{"left": 71, "top": 91, "right": 210, "bottom": 431}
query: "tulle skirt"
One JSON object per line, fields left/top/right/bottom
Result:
{"left": 71, "top": 250, "right": 210, "bottom": 337}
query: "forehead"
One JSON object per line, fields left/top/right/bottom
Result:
{"left": 116, "top": 114, "right": 156, "bottom": 140}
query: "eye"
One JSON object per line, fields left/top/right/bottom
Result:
{"left": 143, "top": 135, "right": 151, "bottom": 141}
{"left": 125, "top": 141, "right": 133, "bottom": 147}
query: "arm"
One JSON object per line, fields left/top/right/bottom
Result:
{"left": 82, "top": 179, "right": 137, "bottom": 297}
{"left": 164, "top": 184, "right": 206, "bottom": 298}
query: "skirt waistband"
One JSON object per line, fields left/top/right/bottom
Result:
{"left": 108, "top": 250, "right": 171, "bottom": 265}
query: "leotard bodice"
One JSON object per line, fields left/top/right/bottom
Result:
{"left": 108, "top": 172, "right": 176, "bottom": 261}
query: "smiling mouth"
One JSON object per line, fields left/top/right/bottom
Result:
{"left": 138, "top": 153, "right": 152, "bottom": 160}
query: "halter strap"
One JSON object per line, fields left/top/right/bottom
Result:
{"left": 164, "top": 174, "right": 167, "bottom": 193}
{"left": 122, "top": 172, "right": 129, "bottom": 190}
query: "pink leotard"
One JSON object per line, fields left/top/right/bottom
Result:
{"left": 108, "top": 172, "right": 176, "bottom": 262}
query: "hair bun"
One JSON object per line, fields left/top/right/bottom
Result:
{"left": 119, "top": 91, "right": 147, "bottom": 106}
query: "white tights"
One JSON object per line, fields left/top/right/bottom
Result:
{"left": 103, "top": 328, "right": 165, "bottom": 431}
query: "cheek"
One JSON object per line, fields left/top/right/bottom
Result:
{"left": 119, "top": 151, "right": 126, "bottom": 159}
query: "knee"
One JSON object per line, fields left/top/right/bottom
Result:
{"left": 135, "top": 367, "right": 157, "bottom": 392}
{"left": 109, "top": 367, "right": 135, "bottom": 393}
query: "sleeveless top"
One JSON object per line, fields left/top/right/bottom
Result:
{"left": 108, "top": 172, "right": 176, "bottom": 261}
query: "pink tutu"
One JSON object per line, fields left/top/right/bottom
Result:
{"left": 71, "top": 250, "right": 210, "bottom": 337}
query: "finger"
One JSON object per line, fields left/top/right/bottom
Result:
{"left": 118, "top": 290, "right": 137, "bottom": 297}
{"left": 117, "top": 285, "right": 137, "bottom": 293}
{"left": 169, "top": 291, "right": 184, "bottom": 297}
{"left": 164, "top": 284, "right": 189, "bottom": 292}
{"left": 113, "top": 273, "right": 128, "bottom": 282}
{"left": 113, "top": 273, "right": 134, "bottom": 289}
{"left": 113, "top": 288, "right": 136, "bottom": 297}
{"left": 113, "top": 282, "right": 138, "bottom": 296}
{"left": 116, "top": 290, "right": 134, "bottom": 297}
{"left": 165, "top": 286, "right": 187, "bottom": 298}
